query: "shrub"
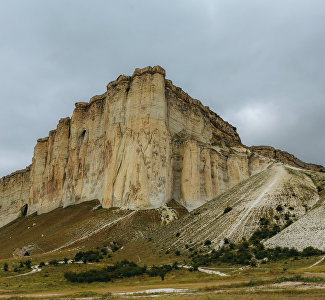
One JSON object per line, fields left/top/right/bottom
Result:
{"left": 101, "top": 248, "right": 108, "bottom": 255}
{"left": 276, "top": 205, "right": 283, "bottom": 212}
{"left": 224, "top": 207, "right": 232, "bottom": 214}
{"left": 64, "top": 260, "right": 147, "bottom": 283}
{"left": 259, "top": 217, "right": 269, "bottom": 226}
{"left": 49, "top": 259, "right": 58, "bottom": 266}
{"left": 25, "top": 260, "right": 32, "bottom": 269}
{"left": 64, "top": 258, "right": 69, "bottom": 264}
{"left": 147, "top": 265, "right": 172, "bottom": 280}
{"left": 39, "top": 262, "right": 45, "bottom": 267}
{"left": 302, "top": 246, "right": 323, "bottom": 257}
{"left": 172, "top": 261, "right": 179, "bottom": 270}
{"left": 175, "top": 250, "right": 181, "bottom": 256}
{"left": 176, "top": 232, "right": 180, "bottom": 237}
{"left": 204, "top": 240, "right": 211, "bottom": 246}
{"left": 3, "top": 263, "right": 8, "bottom": 272}
{"left": 283, "top": 219, "right": 293, "bottom": 228}
{"left": 74, "top": 250, "right": 102, "bottom": 262}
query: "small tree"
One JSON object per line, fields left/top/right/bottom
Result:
{"left": 3, "top": 263, "right": 8, "bottom": 272}
{"left": 25, "top": 260, "right": 32, "bottom": 269}
{"left": 64, "top": 257, "right": 69, "bottom": 264}
{"left": 276, "top": 205, "right": 283, "bottom": 212}
{"left": 204, "top": 240, "right": 212, "bottom": 246}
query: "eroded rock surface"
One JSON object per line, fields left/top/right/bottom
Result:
{"left": 0, "top": 66, "right": 323, "bottom": 227}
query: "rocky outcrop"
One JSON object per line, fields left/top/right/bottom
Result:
{"left": 0, "top": 66, "right": 323, "bottom": 227}
{"left": 251, "top": 146, "right": 325, "bottom": 172}
{"left": 0, "top": 167, "right": 31, "bottom": 228}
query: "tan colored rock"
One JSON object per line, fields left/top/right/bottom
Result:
{"left": 0, "top": 66, "right": 323, "bottom": 227}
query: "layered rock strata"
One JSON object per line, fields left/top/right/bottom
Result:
{"left": 251, "top": 146, "right": 325, "bottom": 172}
{"left": 0, "top": 66, "right": 323, "bottom": 227}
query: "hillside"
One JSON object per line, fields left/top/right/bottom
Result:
{"left": 0, "top": 200, "right": 187, "bottom": 259}
{"left": 121, "top": 163, "right": 325, "bottom": 256}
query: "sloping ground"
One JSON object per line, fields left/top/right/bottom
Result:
{"left": 265, "top": 171, "right": 325, "bottom": 250}
{"left": 0, "top": 200, "right": 188, "bottom": 259}
{"left": 142, "top": 163, "right": 322, "bottom": 253}
{"left": 265, "top": 204, "right": 325, "bottom": 250}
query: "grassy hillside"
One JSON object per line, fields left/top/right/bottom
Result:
{"left": 0, "top": 200, "right": 187, "bottom": 259}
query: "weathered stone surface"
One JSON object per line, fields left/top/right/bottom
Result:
{"left": 0, "top": 66, "right": 323, "bottom": 227}
{"left": 0, "top": 167, "right": 31, "bottom": 228}
{"left": 251, "top": 146, "right": 325, "bottom": 172}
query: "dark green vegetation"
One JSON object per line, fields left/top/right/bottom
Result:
{"left": 250, "top": 216, "right": 294, "bottom": 244}
{"left": 74, "top": 250, "right": 104, "bottom": 263}
{"left": 190, "top": 239, "right": 323, "bottom": 267}
{"left": 64, "top": 260, "right": 177, "bottom": 283}
{"left": 275, "top": 274, "right": 325, "bottom": 283}
{"left": 223, "top": 206, "right": 232, "bottom": 214}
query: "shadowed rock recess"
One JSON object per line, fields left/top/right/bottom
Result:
{"left": 1, "top": 66, "right": 324, "bottom": 228}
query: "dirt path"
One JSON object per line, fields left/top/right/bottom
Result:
{"left": 307, "top": 255, "right": 325, "bottom": 268}
{"left": 181, "top": 265, "right": 228, "bottom": 276}
{"left": 6, "top": 265, "right": 41, "bottom": 278}
{"left": 227, "top": 166, "right": 284, "bottom": 239}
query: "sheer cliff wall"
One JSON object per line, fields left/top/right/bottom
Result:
{"left": 0, "top": 66, "right": 323, "bottom": 227}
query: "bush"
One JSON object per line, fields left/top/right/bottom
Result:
{"left": 3, "top": 263, "right": 8, "bottom": 272}
{"left": 175, "top": 250, "right": 181, "bottom": 256}
{"left": 39, "top": 262, "right": 45, "bottom": 267}
{"left": 49, "top": 259, "right": 58, "bottom": 266}
{"left": 147, "top": 265, "right": 172, "bottom": 280}
{"left": 64, "top": 258, "right": 69, "bottom": 264}
{"left": 302, "top": 246, "right": 323, "bottom": 257}
{"left": 276, "top": 205, "right": 283, "bottom": 212}
{"left": 25, "top": 260, "right": 32, "bottom": 269}
{"left": 204, "top": 240, "right": 211, "bottom": 246}
{"left": 224, "top": 207, "right": 232, "bottom": 214}
{"left": 64, "top": 260, "right": 147, "bottom": 283}
{"left": 74, "top": 251, "right": 102, "bottom": 262}
{"left": 259, "top": 217, "right": 269, "bottom": 226}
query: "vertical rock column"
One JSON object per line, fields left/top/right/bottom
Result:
{"left": 102, "top": 66, "right": 172, "bottom": 209}
{"left": 180, "top": 140, "right": 201, "bottom": 209}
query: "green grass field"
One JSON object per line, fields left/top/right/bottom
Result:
{"left": 1, "top": 247, "right": 325, "bottom": 299}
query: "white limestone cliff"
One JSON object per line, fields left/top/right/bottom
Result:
{"left": 1, "top": 66, "right": 321, "bottom": 228}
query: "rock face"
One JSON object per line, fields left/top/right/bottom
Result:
{"left": 251, "top": 146, "right": 325, "bottom": 172}
{"left": 0, "top": 66, "right": 323, "bottom": 227}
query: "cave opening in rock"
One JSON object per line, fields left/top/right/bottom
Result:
{"left": 21, "top": 204, "right": 28, "bottom": 217}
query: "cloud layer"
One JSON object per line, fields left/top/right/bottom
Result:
{"left": 0, "top": 0, "right": 324, "bottom": 177}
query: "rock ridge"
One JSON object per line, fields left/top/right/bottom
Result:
{"left": 251, "top": 146, "right": 325, "bottom": 172}
{"left": 0, "top": 65, "right": 323, "bottom": 228}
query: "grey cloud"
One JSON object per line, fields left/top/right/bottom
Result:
{"left": 0, "top": 0, "right": 324, "bottom": 177}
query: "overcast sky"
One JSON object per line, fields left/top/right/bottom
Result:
{"left": 0, "top": 0, "right": 324, "bottom": 177}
